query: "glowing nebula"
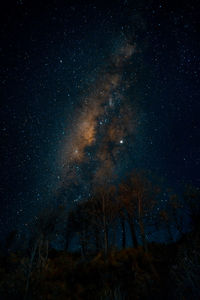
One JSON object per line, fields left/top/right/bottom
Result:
{"left": 60, "top": 40, "right": 138, "bottom": 184}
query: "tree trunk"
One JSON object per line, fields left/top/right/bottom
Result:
{"left": 24, "top": 239, "right": 38, "bottom": 300}
{"left": 65, "top": 228, "right": 72, "bottom": 251}
{"left": 127, "top": 214, "right": 138, "bottom": 248}
{"left": 44, "top": 240, "right": 49, "bottom": 267}
{"left": 139, "top": 218, "right": 147, "bottom": 251}
{"left": 80, "top": 233, "right": 86, "bottom": 258}
{"left": 121, "top": 217, "right": 126, "bottom": 249}
{"left": 104, "top": 226, "right": 108, "bottom": 257}
{"left": 102, "top": 195, "right": 108, "bottom": 257}
{"left": 94, "top": 227, "right": 100, "bottom": 252}
{"left": 138, "top": 193, "right": 147, "bottom": 251}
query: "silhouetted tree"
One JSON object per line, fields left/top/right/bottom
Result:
{"left": 5, "top": 230, "right": 18, "bottom": 251}
{"left": 118, "top": 182, "right": 138, "bottom": 248}
{"left": 67, "top": 186, "right": 119, "bottom": 256}
{"left": 119, "top": 171, "right": 160, "bottom": 251}
{"left": 25, "top": 205, "right": 64, "bottom": 299}
{"left": 183, "top": 184, "right": 200, "bottom": 230}
{"left": 90, "top": 185, "right": 119, "bottom": 256}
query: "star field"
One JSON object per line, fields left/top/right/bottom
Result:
{"left": 0, "top": 0, "right": 199, "bottom": 240}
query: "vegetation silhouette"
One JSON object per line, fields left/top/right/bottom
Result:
{"left": 0, "top": 172, "right": 199, "bottom": 300}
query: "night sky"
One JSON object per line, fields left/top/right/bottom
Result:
{"left": 0, "top": 0, "right": 199, "bottom": 240}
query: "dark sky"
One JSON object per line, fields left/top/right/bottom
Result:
{"left": 0, "top": 0, "right": 199, "bottom": 238}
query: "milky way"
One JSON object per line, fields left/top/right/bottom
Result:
{"left": 0, "top": 0, "right": 199, "bottom": 237}
{"left": 59, "top": 41, "right": 139, "bottom": 188}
